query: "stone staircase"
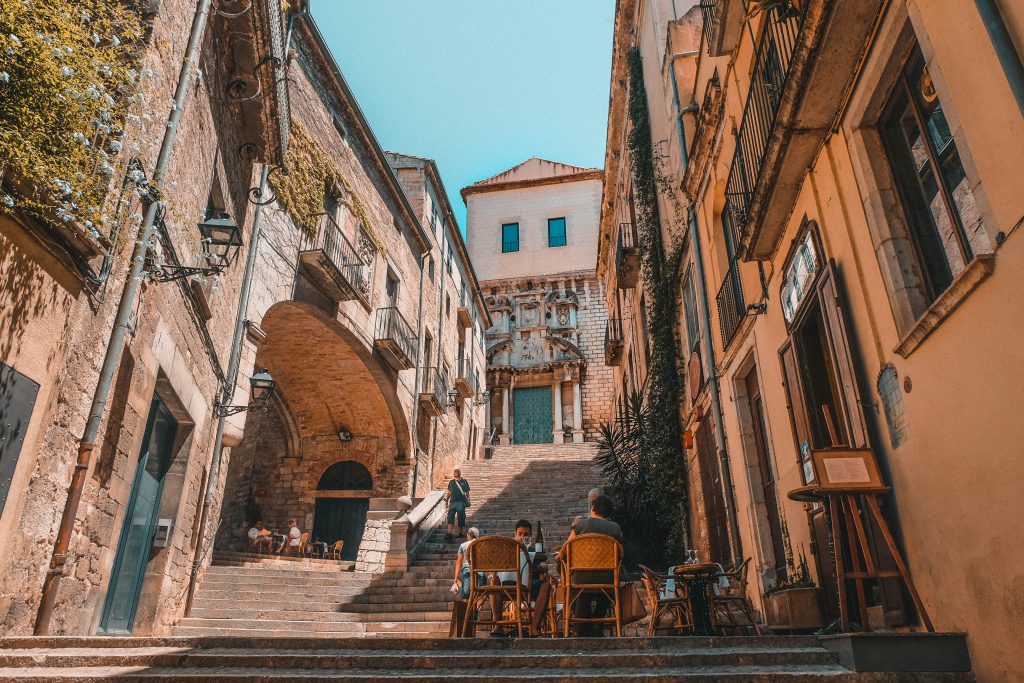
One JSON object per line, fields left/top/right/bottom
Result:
{"left": 172, "top": 444, "right": 603, "bottom": 639}
{"left": 0, "top": 635, "right": 974, "bottom": 680}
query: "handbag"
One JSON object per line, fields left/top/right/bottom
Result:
{"left": 453, "top": 479, "right": 471, "bottom": 508}
{"left": 619, "top": 581, "right": 648, "bottom": 625}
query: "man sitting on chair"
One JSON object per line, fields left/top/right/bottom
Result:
{"left": 559, "top": 494, "right": 623, "bottom": 636}
{"left": 247, "top": 521, "right": 273, "bottom": 553}
{"left": 490, "top": 519, "right": 553, "bottom": 637}
{"left": 279, "top": 519, "right": 301, "bottom": 554}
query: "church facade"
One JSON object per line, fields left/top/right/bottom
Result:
{"left": 463, "top": 159, "right": 613, "bottom": 445}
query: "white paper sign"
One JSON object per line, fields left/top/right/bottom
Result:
{"left": 823, "top": 457, "right": 871, "bottom": 484}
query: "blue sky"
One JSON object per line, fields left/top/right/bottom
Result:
{"left": 313, "top": 1, "right": 616, "bottom": 231}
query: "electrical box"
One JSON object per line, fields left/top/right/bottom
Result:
{"left": 153, "top": 518, "right": 173, "bottom": 548}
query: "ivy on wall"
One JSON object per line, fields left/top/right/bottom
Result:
{"left": 597, "top": 46, "right": 689, "bottom": 567}
{"left": 0, "top": 0, "right": 146, "bottom": 233}
{"left": 271, "top": 121, "right": 385, "bottom": 255}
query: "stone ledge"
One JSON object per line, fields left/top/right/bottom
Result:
{"left": 818, "top": 632, "right": 971, "bottom": 673}
{"left": 895, "top": 254, "right": 996, "bottom": 358}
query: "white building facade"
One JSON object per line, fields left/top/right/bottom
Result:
{"left": 464, "top": 159, "right": 613, "bottom": 445}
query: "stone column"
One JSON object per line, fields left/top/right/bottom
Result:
{"left": 552, "top": 381, "right": 564, "bottom": 444}
{"left": 500, "top": 386, "right": 511, "bottom": 445}
{"left": 572, "top": 381, "right": 584, "bottom": 443}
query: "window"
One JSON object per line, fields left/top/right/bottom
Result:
{"left": 547, "top": 217, "right": 567, "bottom": 247}
{"left": 385, "top": 270, "right": 399, "bottom": 307}
{"left": 879, "top": 45, "right": 989, "bottom": 303}
{"left": 445, "top": 294, "right": 451, "bottom": 318}
{"left": 877, "top": 365, "right": 908, "bottom": 448}
{"left": 682, "top": 270, "right": 700, "bottom": 352}
{"left": 446, "top": 244, "right": 454, "bottom": 274}
{"left": 501, "top": 223, "right": 519, "bottom": 253}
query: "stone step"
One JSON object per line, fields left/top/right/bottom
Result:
{"left": 188, "top": 608, "right": 453, "bottom": 622}
{"left": 174, "top": 619, "right": 449, "bottom": 634}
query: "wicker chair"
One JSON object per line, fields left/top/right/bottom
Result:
{"left": 711, "top": 557, "right": 763, "bottom": 635}
{"left": 461, "top": 536, "right": 532, "bottom": 638}
{"left": 285, "top": 531, "right": 309, "bottom": 557}
{"left": 560, "top": 534, "right": 623, "bottom": 637}
{"left": 639, "top": 564, "right": 694, "bottom": 636}
{"left": 327, "top": 540, "right": 344, "bottom": 560}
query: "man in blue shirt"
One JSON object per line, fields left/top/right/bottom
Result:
{"left": 445, "top": 468, "right": 470, "bottom": 540}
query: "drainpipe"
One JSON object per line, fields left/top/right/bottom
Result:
{"left": 975, "top": 0, "right": 1024, "bottom": 117}
{"left": 34, "top": 0, "right": 215, "bottom": 635}
{"left": 183, "top": 164, "right": 269, "bottom": 616}
{"left": 688, "top": 205, "right": 743, "bottom": 569}
{"left": 669, "top": 51, "right": 701, "bottom": 170}
{"left": 409, "top": 251, "right": 431, "bottom": 497}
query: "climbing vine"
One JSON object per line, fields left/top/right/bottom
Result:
{"left": 271, "top": 121, "right": 385, "bottom": 254}
{"left": 0, "top": 0, "right": 147, "bottom": 234}
{"left": 597, "top": 46, "right": 689, "bottom": 567}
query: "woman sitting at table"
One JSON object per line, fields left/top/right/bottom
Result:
{"left": 558, "top": 494, "right": 623, "bottom": 636}
{"left": 279, "top": 519, "right": 301, "bottom": 554}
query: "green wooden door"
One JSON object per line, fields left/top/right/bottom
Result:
{"left": 312, "top": 498, "right": 369, "bottom": 561}
{"left": 99, "top": 397, "right": 177, "bottom": 634}
{"left": 513, "top": 386, "right": 553, "bottom": 444}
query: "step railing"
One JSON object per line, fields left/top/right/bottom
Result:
{"left": 385, "top": 490, "right": 448, "bottom": 571}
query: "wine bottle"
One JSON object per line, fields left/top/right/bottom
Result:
{"left": 535, "top": 521, "right": 544, "bottom": 553}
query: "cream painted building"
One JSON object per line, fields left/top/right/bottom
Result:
{"left": 464, "top": 159, "right": 613, "bottom": 445}
{"left": 602, "top": 0, "right": 1023, "bottom": 679}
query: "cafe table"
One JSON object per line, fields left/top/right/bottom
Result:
{"left": 673, "top": 563, "right": 719, "bottom": 636}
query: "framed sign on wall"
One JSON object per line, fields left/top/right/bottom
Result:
{"left": 810, "top": 447, "right": 887, "bottom": 493}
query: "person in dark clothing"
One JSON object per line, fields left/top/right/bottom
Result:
{"left": 445, "top": 468, "right": 471, "bottom": 540}
{"left": 559, "top": 494, "right": 623, "bottom": 636}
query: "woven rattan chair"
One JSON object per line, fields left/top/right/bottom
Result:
{"left": 711, "top": 557, "right": 763, "bottom": 635}
{"left": 461, "top": 536, "right": 531, "bottom": 638}
{"left": 639, "top": 564, "right": 694, "bottom": 636}
{"left": 561, "top": 534, "right": 623, "bottom": 637}
{"left": 327, "top": 540, "right": 344, "bottom": 560}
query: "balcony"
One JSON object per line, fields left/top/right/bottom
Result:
{"left": 419, "top": 368, "right": 448, "bottom": 417}
{"left": 616, "top": 222, "right": 640, "bottom": 290}
{"left": 604, "top": 317, "right": 624, "bottom": 366}
{"left": 298, "top": 213, "right": 370, "bottom": 305}
{"left": 715, "top": 261, "right": 747, "bottom": 349}
{"left": 456, "top": 291, "right": 473, "bottom": 329}
{"left": 725, "top": 0, "right": 888, "bottom": 260}
{"left": 698, "top": 0, "right": 745, "bottom": 57}
{"left": 453, "top": 353, "right": 474, "bottom": 399}
{"left": 374, "top": 307, "right": 416, "bottom": 371}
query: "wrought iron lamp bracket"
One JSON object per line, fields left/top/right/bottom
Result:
{"left": 247, "top": 165, "right": 286, "bottom": 206}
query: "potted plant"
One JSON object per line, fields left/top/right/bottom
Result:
{"left": 763, "top": 547, "right": 825, "bottom": 630}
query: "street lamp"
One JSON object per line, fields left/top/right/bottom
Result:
{"left": 151, "top": 212, "right": 243, "bottom": 282}
{"left": 474, "top": 390, "right": 491, "bottom": 406}
{"left": 214, "top": 368, "right": 276, "bottom": 417}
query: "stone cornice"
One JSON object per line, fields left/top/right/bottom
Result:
{"left": 459, "top": 170, "right": 603, "bottom": 203}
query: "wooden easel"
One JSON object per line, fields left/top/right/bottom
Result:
{"left": 792, "top": 442, "right": 934, "bottom": 633}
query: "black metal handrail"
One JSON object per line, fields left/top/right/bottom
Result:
{"left": 724, "top": 2, "right": 807, "bottom": 232}
{"left": 374, "top": 306, "right": 416, "bottom": 363}
{"left": 605, "top": 317, "right": 624, "bottom": 347}
{"left": 716, "top": 260, "right": 747, "bottom": 348}
{"left": 302, "top": 213, "right": 369, "bottom": 297}
{"left": 422, "top": 367, "right": 449, "bottom": 408}
{"left": 616, "top": 222, "right": 638, "bottom": 272}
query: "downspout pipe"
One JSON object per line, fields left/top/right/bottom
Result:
{"left": 409, "top": 251, "right": 431, "bottom": 497}
{"left": 975, "top": 0, "right": 1024, "bottom": 117}
{"left": 35, "top": 0, "right": 215, "bottom": 635}
{"left": 688, "top": 206, "right": 743, "bottom": 569}
{"left": 183, "top": 164, "right": 269, "bottom": 616}
{"left": 669, "top": 50, "right": 701, "bottom": 170}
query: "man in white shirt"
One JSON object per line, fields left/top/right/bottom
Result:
{"left": 279, "top": 519, "right": 301, "bottom": 554}
{"left": 247, "top": 521, "right": 272, "bottom": 553}
{"left": 451, "top": 527, "right": 482, "bottom": 600}
{"left": 492, "top": 519, "right": 552, "bottom": 637}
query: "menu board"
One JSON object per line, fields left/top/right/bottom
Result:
{"left": 811, "top": 447, "right": 887, "bottom": 492}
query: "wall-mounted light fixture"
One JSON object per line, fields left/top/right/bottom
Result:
{"left": 338, "top": 429, "right": 353, "bottom": 442}
{"left": 474, "top": 390, "right": 491, "bottom": 406}
{"left": 214, "top": 368, "right": 276, "bottom": 417}
{"left": 151, "top": 212, "right": 243, "bottom": 282}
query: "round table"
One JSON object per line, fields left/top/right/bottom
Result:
{"left": 673, "top": 563, "right": 720, "bottom": 636}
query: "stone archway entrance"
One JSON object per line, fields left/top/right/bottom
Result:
{"left": 311, "top": 461, "right": 372, "bottom": 561}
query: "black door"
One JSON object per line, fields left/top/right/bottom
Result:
{"left": 312, "top": 498, "right": 369, "bottom": 561}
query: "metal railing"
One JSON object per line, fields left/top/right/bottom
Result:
{"left": 724, "top": 2, "right": 807, "bottom": 231}
{"left": 422, "top": 367, "right": 449, "bottom": 408}
{"left": 301, "top": 213, "right": 369, "bottom": 297}
{"left": 716, "top": 260, "right": 747, "bottom": 349}
{"left": 699, "top": 0, "right": 722, "bottom": 54}
{"left": 616, "top": 221, "right": 638, "bottom": 268}
{"left": 501, "top": 240, "right": 519, "bottom": 253}
{"left": 606, "top": 317, "right": 624, "bottom": 347}
{"left": 374, "top": 306, "right": 416, "bottom": 363}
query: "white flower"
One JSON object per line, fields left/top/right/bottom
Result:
{"left": 62, "top": 66, "right": 74, "bottom": 77}
{"left": 109, "top": 140, "right": 122, "bottom": 152}
{"left": 111, "top": 36, "right": 121, "bottom": 47}
{"left": 2, "top": 195, "right": 14, "bottom": 208}
{"left": 52, "top": 178, "right": 73, "bottom": 195}
{"left": 9, "top": 34, "right": 21, "bottom": 47}
{"left": 81, "top": 11, "right": 91, "bottom": 23}
{"left": 92, "top": 32, "right": 100, "bottom": 45}
{"left": 0, "top": 72, "right": 9, "bottom": 83}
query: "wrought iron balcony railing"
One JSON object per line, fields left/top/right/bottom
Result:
{"left": 724, "top": 2, "right": 807, "bottom": 237}
{"left": 604, "top": 317, "right": 625, "bottom": 366}
{"left": 373, "top": 306, "right": 417, "bottom": 371}
{"left": 419, "top": 367, "right": 449, "bottom": 416}
{"left": 298, "top": 213, "right": 369, "bottom": 303}
{"left": 616, "top": 222, "right": 640, "bottom": 289}
{"left": 501, "top": 240, "right": 519, "bottom": 253}
{"left": 716, "top": 260, "right": 747, "bottom": 349}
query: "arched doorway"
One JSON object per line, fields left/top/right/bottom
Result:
{"left": 311, "top": 461, "right": 372, "bottom": 561}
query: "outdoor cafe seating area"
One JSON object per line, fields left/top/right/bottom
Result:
{"left": 452, "top": 532, "right": 762, "bottom": 638}
{"left": 248, "top": 527, "right": 345, "bottom": 561}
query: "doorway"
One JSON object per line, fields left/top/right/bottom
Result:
{"left": 742, "top": 368, "right": 787, "bottom": 580}
{"left": 694, "top": 419, "right": 732, "bottom": 564}
{"left": 99, "top": 396, "right": 178, "bottom": 634}
{"left": 513, "top": 386, "right": 552, "bottom": 444}
{"left": 311, "top": 461, "right": 372, "bottom": 561}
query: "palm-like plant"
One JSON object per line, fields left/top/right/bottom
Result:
{"left": 746, "top": 0, "right": 800, "bottom": 20}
